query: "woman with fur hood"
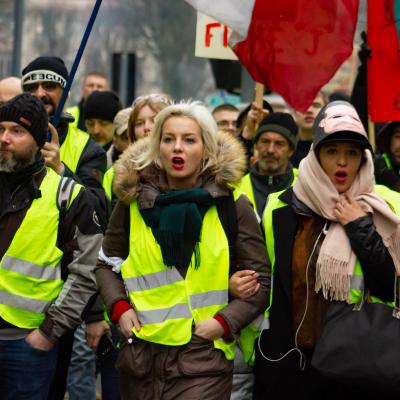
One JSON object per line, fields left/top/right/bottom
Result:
{"left": 95, "top": 101, "right": 270, "bottom": 399}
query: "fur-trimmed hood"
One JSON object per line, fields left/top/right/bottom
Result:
{"left": 112, "top": 131, "right": 247, "bottom": 205}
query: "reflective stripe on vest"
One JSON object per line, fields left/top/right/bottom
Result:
{"left": 121, "top": 199, "right": 237, "bottom": 360}
{"left": 0, "top": 290, "right": 49, "bottom": 314}
{"left": 103, "top": 166, "right": 115, "bottom": 201}
{"left": 1, "top": 255, "right": 61, "bottom": 281}
{"left": 0, "top": 170, "right": 82, "bottom": 329}
{"left": 66, "top": 105, "right": 79, "bottom": 129}
{"left": 60, "top": 125, "right": 90, "bottom": 173}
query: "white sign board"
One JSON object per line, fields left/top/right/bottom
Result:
{"left": 194, "top": 12, "right": 238, "bottom": 60}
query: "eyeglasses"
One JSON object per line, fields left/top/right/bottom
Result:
{"left": 23, "top": 82, "right": 60, "bottom": 93}
{"left": 132, "top": 93, "right": 172, "bottom": 107}
{"left": 216, "top": 120, "right": 237, "bottom": 128}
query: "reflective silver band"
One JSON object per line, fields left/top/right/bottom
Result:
{"left": 125, "top": 268, "right": 183, "bottom": 292}
{"left": 1, "top": 256, "right": 61, "bottom": 281}
{"left": 251, "top": 314, "right": 270, "bottom": 330}
{"left": 137, "top": 302, "right": 192, "bottom": 325}
{"left": 190, "top": 290, "right": 228, "bottom": 310}
{"left": 351, "top": 275, "right": 364, "bottom": 292}
{"left": 0, "top": 289, "right": 49, "bottom": 313}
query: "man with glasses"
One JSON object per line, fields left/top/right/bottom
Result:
{"left": 212, "top": 103, "right": 240, "bottom": 136}
{"left": 21, "top": 56, "right": 108, "bottom": 226}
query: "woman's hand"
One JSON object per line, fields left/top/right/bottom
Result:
{"left": 86, "top": 320, "right": 111, "bottom": 352}
{"left": 118, "top": 309, "right": 141, "bottom": 338}
{"left": 334, "top": 193, "right": 367, "bottom": 225}
{"left": 229, "top": 270, "right": 260, "bottom": 299}
{"left": 194, "top": 318, "right": 224, "bottom": 340}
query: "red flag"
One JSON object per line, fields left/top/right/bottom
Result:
{"left": 186, "top": 0, "right": 359, "bottom": 112}
{"left": 367, "top": 0, "right": 400, "bottom": 122}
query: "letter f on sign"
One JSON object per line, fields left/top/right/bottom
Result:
{"left": 205, "top": 22, "right": 221, "bottom": 47}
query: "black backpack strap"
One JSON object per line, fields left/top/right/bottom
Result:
{"left": 56, "top": 177, "right": 76, "bottom": 216}
{"left": 216, "top": 190, "right": 238, "bottom": 275}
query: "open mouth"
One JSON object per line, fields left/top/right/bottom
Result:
{"left": 334, "top": 171, "right": 347, "bottom": 184}
{"left": 172, "top": 157, "right": 184, "bottom": 170}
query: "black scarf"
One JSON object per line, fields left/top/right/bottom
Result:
{"left": 0, "top": 153, "right": 45, "bottom": 215}
{"left": 140, "top": 188, "right": 216, "bottom": 269}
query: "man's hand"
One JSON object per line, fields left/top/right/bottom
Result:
{"left": 194, "top": 318, "right": 224, "bottom": 341}
{"left": 118, "top": 309, "right": 141, "bottom": 339}
{"left": 25, "top": 329, "right": 54, "bottom": 352}
{"left": 229, "top": 270, "right": 260, "bottom": 299}
{"left": 86, "top": 320, "right": 111, "bottom": 353}
{"left": 333, "top": 193, "right": 367, "bottom": 225}
{"left": 242, "top": 102, "right": 270, "bottom": 140}
{"left": 41, "top": 123, "right": 64, "bottom": 175}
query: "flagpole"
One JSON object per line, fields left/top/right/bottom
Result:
{"left": 255, "top": 82, "right": 264, "bottom": 107}
{"left": 51, "top": 0, "right": 102, "bottom": 130}
{"left": 368, "top": 118, "right": 376, "bottom": 152}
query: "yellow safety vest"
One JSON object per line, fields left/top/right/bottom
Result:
{"left": 66, "top": 105, "right": 80, "bottom": 130}
{"left": 0, "top": 169, "right": 82, "bottom": 329}
{"left": 236, "top": 169, "right": 298, "bottom": 219}
{"left": 103, "top": 166, "right": 115, "bottom": 201}
{"left": 120, "top": 199, "right": 237, "bottom": 360}
{"left": 60, "top": 125, "right": 90, "bottom": 174}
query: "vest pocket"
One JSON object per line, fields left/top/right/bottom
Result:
{"left": 115, "top": 337, "right": 152, "bottom": 378}
{"left": 177, "top": 334, "right": 233, "bottom": 376}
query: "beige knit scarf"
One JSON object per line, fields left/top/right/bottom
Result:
{"left": 293, "top": 148, "right": 400, "bottom": 302}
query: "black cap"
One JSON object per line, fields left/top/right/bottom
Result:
{"left": 236, "top": 100, "right": 274, "bottom": 129}
{"left": 0, "top": 93, "right": 48, "bottom": 148}
{"left": 84, "top": 91, "right": 122, "bottom": 122}
{"left": 22, "top": 56, "right": 69, "bottom": 88}
{"left": 377, "top": 121, "right": 400, "bottom": 154}
{"left": 253, "top": 112, "right": 298, "bottom": 149}
{"left": 313, "top": 101, "right": 372, "bottom": 151}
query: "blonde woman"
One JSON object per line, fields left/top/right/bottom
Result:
{"left": 96, "top": 101, "right": 270, "bottom": 399}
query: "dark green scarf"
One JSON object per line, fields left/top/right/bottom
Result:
{"left": 140, "top": 188, "right": 215, "bottom": 269}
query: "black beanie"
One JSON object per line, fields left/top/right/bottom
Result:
{"left": 21, "top": 56, "right": 69, "bottom": 88}
{"left": 0, "top": 93, "right": 48, "bottom": 148}
{"left": 84, "top": 91, "right": 122, "bottom": 122}
{"left": 253, "top": 112, "right": 298, "bottom": 149}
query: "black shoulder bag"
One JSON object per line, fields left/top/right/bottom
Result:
{"left": 311, "top": 276, "right": 400, "bottom": 393}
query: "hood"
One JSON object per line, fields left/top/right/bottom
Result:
{"left": 377, "top": 121, "right": 400, "bottom": 154}
{"left": 113, "top": 131, "right": 247, "bottom": 204}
